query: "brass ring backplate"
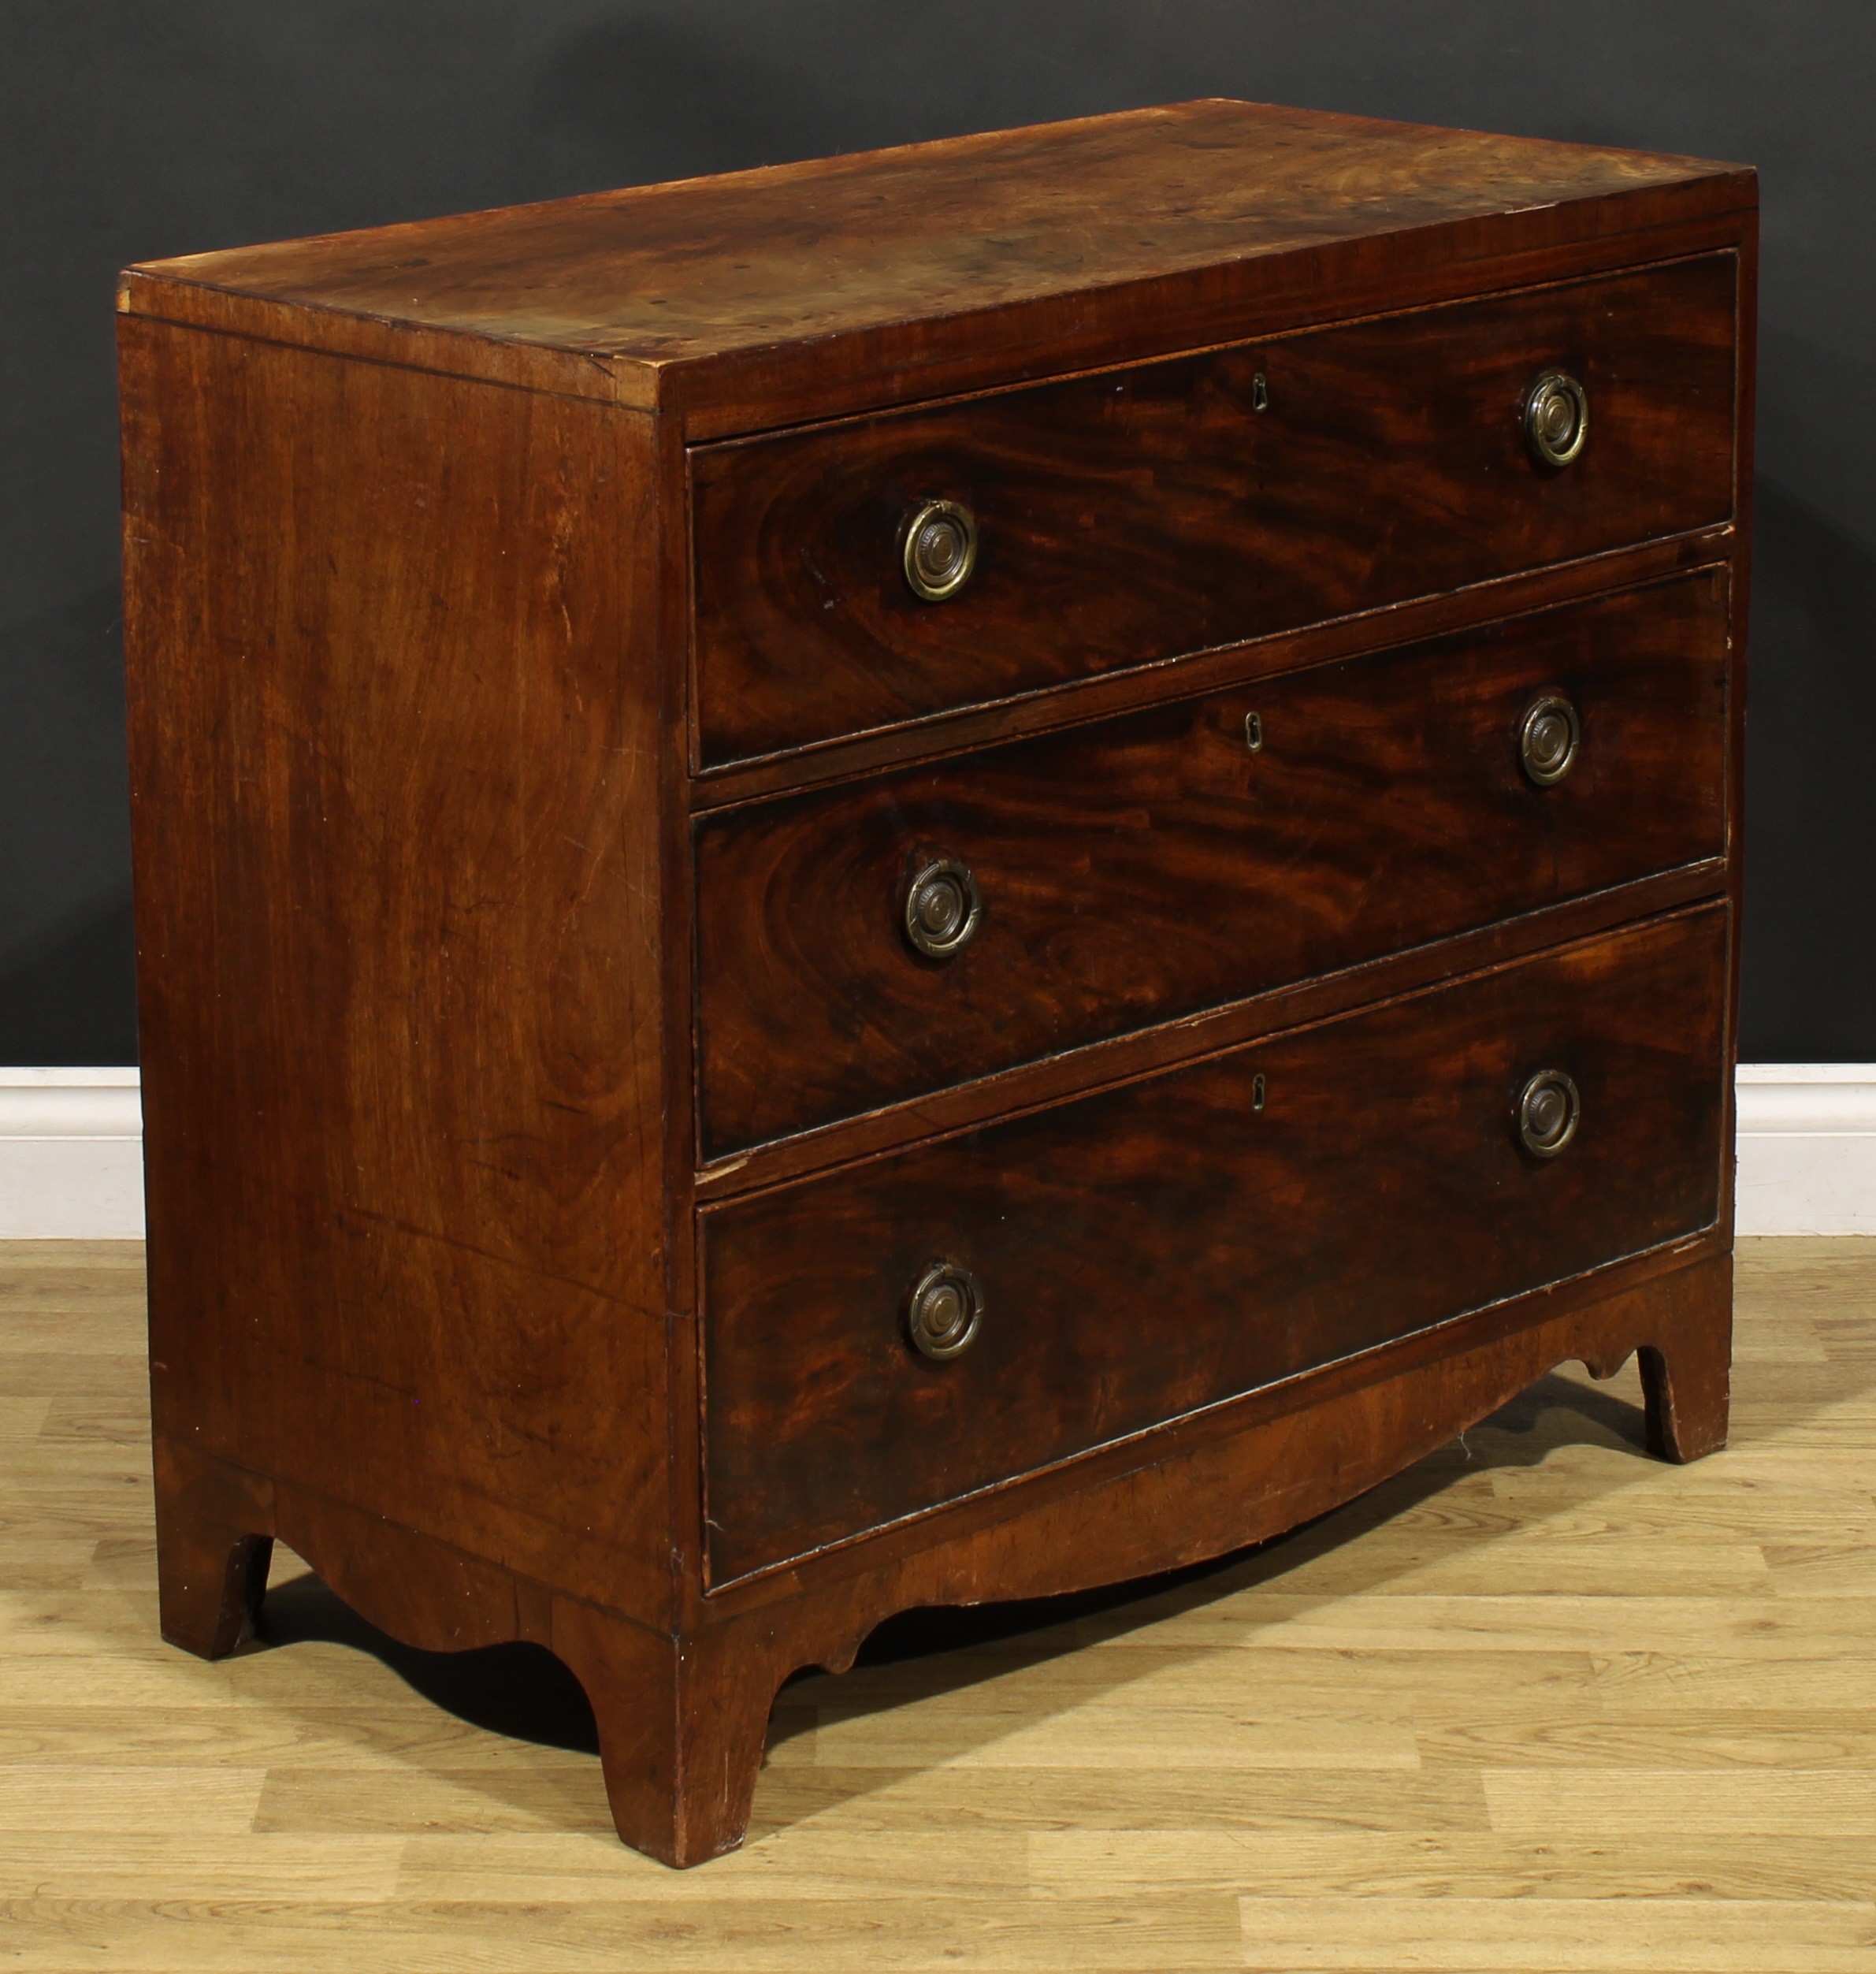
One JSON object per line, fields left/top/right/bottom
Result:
{"left": 907, "top": 1261, "right": 984, "bottom": 1361}
{"left": 904, "top": 857, "right": 982, "bottom": 959}
{"left": 902, "top": 499, "right": 979, "bottom": 601}
{"left": 1519, "top": 694, "right": 1581, "bottom": 786}
{"left": 1525, "top": 371, "right": 1588, "bottom": 467}
{"left": 1518, "top": 1069, "right": 1581, "bottom": 1159}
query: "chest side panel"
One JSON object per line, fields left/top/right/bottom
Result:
{"left": 120, "top": 321, "right": 678, "bottom": 1620}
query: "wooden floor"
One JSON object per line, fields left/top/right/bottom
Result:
{"left": 2, "top": 1241, "right": 1874, "bottom": 1971}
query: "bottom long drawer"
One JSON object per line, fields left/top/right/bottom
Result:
{"left": 700, "top": 905, "right": 1729, "bottom": 1586}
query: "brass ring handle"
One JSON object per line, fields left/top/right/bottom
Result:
{"left": 1525, "top": 372, "right": 1588, "bottom": 467}
{"left": 1519, "top": 694, "right": 1581, "bottom": 786}
{"left": 904, "top": 857, "right": 981, "bottom": 959}
{"left": 902, "top": 499, "right": 978, "bottom": 601}
{"left": 1518, "top": 1070, "right": 1581, "bottom": 1158}
{"left": 907, "top": 1260, "right": 984, "bottom": 1361}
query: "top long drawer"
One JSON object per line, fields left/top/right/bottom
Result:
{"left": 689, "top": 254, "right": 1737, "bottom": 769}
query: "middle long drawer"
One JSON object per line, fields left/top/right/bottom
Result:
{"left": 694, "top": 569, "right": 1728, "bottom": 1158}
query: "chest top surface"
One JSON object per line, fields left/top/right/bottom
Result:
{"left": 118, "top": 99, "right": 1752, "bottom": 427}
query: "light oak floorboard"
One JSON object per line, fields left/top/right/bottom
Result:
{"left": 1, "top": 1236, "right": 1870, "bottom": 1972}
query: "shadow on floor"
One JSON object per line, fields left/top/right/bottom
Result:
{"left": 255, "top": 1575, "right": 604, "bottom": 1757}
{"left": 247, "top": 1362, "right": 1656, "bottom": 1827}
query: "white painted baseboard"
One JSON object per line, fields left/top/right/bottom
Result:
{"left": 0, "top": 1069, "right": 146, "bottom": 1239}
{"left": 2, "top": 1065, "right": 1872, "bottom": 1240}
{"left": 1735, "top": 1063, "right": 1876, "bottom": 1235}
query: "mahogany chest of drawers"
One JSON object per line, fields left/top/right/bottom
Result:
{"left": 117, "top": 100, "right": 1755, "bottom": 1866}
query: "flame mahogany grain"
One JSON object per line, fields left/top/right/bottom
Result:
{"left": 700, "top": 907, "right": 1728, "bottom": 1584}
{"left": 689, "top": 255, "right": 1737, "bottom": 764}
{"left": 695, "top": 571, "right": 1729, "bottom": 1156}
{"left": 120, "top": 102, "right": 1753, "bottom": 1868}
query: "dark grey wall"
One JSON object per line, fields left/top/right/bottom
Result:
{"left": 4, "top": 2, "right": 1870, "bottom": 1063}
